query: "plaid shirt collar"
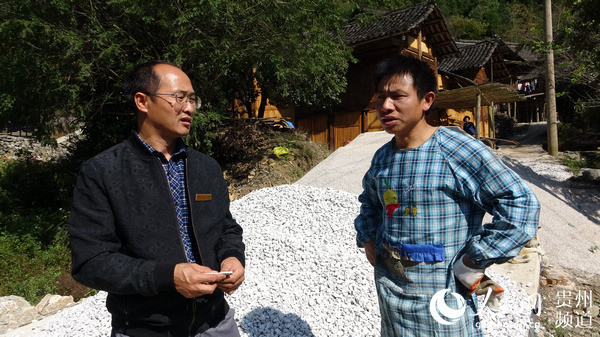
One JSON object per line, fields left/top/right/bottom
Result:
{"left": 135, "top": 134, "right": 187, "bottom": 161}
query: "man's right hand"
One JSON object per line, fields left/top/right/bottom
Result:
{"left": 174, "top": 263, "right": 227, "bottom": 298}
{"left": 364, "top": 240, "right": 376, "bottom": 266}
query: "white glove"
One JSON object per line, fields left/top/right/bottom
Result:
{"left": 453, "top": 254, "right": 485, "bottom": 294}
{"left": 475, "top": 276, "right": 505, "bottom": 312}
{"left": 454, "top": 255, "right": 505, "bottom": 311}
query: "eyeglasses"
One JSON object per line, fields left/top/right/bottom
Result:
{"left": 148, "top": 92, "right": 201, "bottom": 110}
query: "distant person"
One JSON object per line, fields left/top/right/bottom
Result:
{"left": 68, "top": 60, "right": 245, "bottom": 337}
{"left": 354, "top": 55, "right": 540, "bottom": 336}
{"left": 462, "top": 116, "right": 476, "bottom": 136}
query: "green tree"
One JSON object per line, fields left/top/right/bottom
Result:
{"left": 0, "top": 0, "right": 355, "bottom": 156}
{"left": 446, "top": 14, "right": 489, "bottom": 39}
{"left": 551, "top": 0, "right": 600, "bottom": 135}
{"left": 500, "top": 2, "right": 544, "bottom": 46}
{"left": 468, "top": 0, "right": 502, "bottom": 35}
{"left": 555, "top": 0, "right": 600, "bottom": 94}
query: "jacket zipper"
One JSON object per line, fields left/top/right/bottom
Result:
{"left": 156, "top": 155, "right": 203, "bottom": 335}
{"left": 153, "top": 156, "right": 190, "bottom": 262}
{"left": 185, "top": 158, "right": 205, "bottom": 266}
{"left": 185, "top": 158, "right": 205, "bottom": 336}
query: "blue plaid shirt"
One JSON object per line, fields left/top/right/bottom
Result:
{"left": 355, "top": 127, "right": 539, "bottom": 336}
{"left": 136, "top": 134, "right": 198, "bottom": 263}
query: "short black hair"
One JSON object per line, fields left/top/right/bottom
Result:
{"left": 123, "top": 60, "right": 177, "bottom": 112}
{"left": 373, "top": 55, "right": 438, "bottom": 99}
{"left": 463, "top": 116, "right": 471, "bottom": 122}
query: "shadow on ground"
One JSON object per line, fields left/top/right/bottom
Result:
{"left": 500, "top": 123, "right": 600, "bottom": 225}
{"left": 501, "top": 155, "right": 600, "bottom": 225}
{"left": 241, "top": 307, "right": 314, "bottom": 337}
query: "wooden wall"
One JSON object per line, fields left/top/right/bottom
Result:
{"left": 364, "top": 109, "right": 383, "bottom": 132}
{"left": 296, "top": 114, "right": 328, "bottom": 145}
{"left": 333, "top": 111, "right": 362, "bottom": 148}
{"left": 240, "top": 29, "right": 455, "bottom": 150}
{"left": 296, "top": 111, "right": 363, "bottom": 148}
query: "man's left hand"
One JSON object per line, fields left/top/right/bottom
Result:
{"left": 216, "top": 257, "right": 245, "bottom": 295}
{"left": 454, "top": 254, "right": 484, "bottom": 294}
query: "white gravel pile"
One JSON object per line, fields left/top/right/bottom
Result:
{"left": 478, "top": 269, "right": 536, "bottom": 337}
{"left": 510, "top": 159, "right": 572, "bottom": 182}
{"left": 20, "top": 184, "right": 535, "bottom": 336}
{"left": 227, "top": 185, "right": 379, "bottom": 337}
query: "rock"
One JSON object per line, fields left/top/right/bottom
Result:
{"left": 541, "top": 267, "right": 568, "bottom": 285}
{"left": 35, "top": 294, "right": 75, "bottom": 316}
{"left": 0, "top": 294, "right": 76, "bottom": 333}
{"left": 0, "top": 296, "right": 41, "bottom": 333}
{"left": 585, "top": 305, "right": 600, "bottom": 317}
{"left": 525, "top": 236, "right": 540, "bottom": 248}
{"left": 0, "top": 132, "right": 79, "bottom": 161}
{"left": 580, "top": 168, "right": 600, "bottom": 182}
{"left": 562, "top": 152, "right": 581, "bottom": 161}
{"left": 0, "top": 296, "right": 31, "bottom": 317}
{"left": 546, "top": 277, "right": 567, "bottom": 286}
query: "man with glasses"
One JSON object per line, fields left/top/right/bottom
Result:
{"left": 68, "top": 60, "right": 245, "bottom": 337}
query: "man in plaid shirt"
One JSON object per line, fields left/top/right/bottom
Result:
{"left": 354, "top": 55, "right": 540, "bottom": 336}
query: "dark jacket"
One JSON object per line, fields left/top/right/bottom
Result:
{"left": 463, "top": 121, "right": 476, "bottom": 136}
{"left": 68, "top": 134, "right": 245, "bottom": 336}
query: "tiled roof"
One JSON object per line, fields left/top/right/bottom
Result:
{"left": 438, "top": 40, "right": 498, "bottom": 72}
{"left": 438, "top": 38, "right": 525, "bottom": 73}
{"left": 343, "top": 2, "right": 435, "bottom": 45}
{"left": 342, "top": 2, "right": 458, "bottom": 57}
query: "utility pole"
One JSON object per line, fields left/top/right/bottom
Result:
{"left": 545, "top": 0, "right": 559, "bottom": 156}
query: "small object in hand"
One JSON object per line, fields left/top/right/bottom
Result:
{"left": 204, "top": 271, "right": 233, "bottom": 275}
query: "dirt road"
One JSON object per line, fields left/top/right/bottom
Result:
{"left": 496, "top": 123, "right": 600, "bottom": 336}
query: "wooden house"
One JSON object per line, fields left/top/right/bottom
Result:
{"left": 504, "top": 42, "right": 546, "bottom": 124}
{"left": 435, "top": 38, "right": 527, "bottom": 138}
{"left": 294, "top": 1, "right": 459, "bottom": 149}
{"left": 245, "top": 2, "right": 527, "bottom": 148}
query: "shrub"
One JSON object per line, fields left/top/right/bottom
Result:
{"left": 0, "top": 233, "right": 71, "bottom": 304}
{"left": 0, "top": 157, "right": 77, "bottom": 303}
{"left": 561, "top": 155, "right": 587, "bottom": 175}
{"left": 0, "top": 158, "right": 76, "bottom": 211}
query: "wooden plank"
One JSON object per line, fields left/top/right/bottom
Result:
{"left": 334, "top": 111, "right": 361, "bottom": 127}
{"left": 436, "top": 83, "right": 526, "bottom": 109}
{"left": 366, "top": 110, "right": 383, "bottom": 132}
{"left": 296, "top": 115, "right": 328, "bottom": 145}
{"left": 333, "top": 111, "right": 361, "bottom": 149}
{"left": 334, "top": 125, "right": 361, "bottom": 149}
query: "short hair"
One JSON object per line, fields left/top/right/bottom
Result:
{"left": 373, "top": 55, "right": 438, "bottom": 99}
{"left": 463, "top": 116, "right": 471, "bottom": 122}
{"left": 123, "top": 60, "right": 177, "bottom": 112}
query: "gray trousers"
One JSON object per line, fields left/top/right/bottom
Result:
{"left": 111, "top": 308, "right": 240, "bottom": 337}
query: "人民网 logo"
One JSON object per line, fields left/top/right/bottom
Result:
{"left": 429, "top": 289, "right": 466, "bottom": 325}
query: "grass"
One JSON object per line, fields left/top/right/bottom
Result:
{"left": 0, "top": 157, "right": 86, "bottom": 304}
{"left": 561, "top": 155, "right": 588, "bottom": 175}
{"left": 0, "top": 233, "right": 71, "bottom": 304}
{"left": 543, "top": 323, "right": 574, "bottom": 337}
